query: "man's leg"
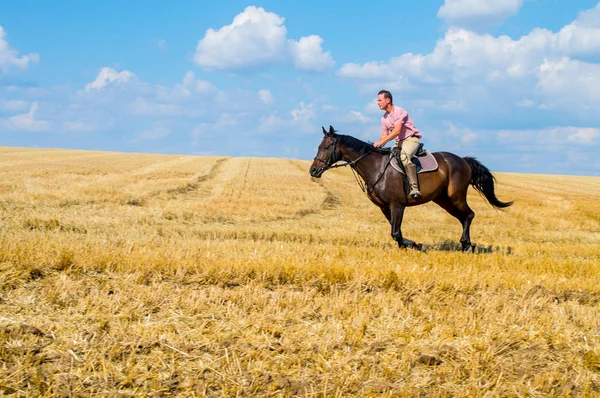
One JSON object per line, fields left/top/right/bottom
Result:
{"left": 400, "top": 136, "right": 422, "bottom": 199}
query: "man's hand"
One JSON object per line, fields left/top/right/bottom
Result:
{"left": 373, "top": 139, "right": 386, "bottom": 148}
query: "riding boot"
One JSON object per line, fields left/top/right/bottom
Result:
{"left": 404, "top": 163, "right": 422, "bottom": 199}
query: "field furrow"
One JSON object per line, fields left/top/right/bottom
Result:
{"left": 0, "top": 147, "right": 599, "bottom": 397}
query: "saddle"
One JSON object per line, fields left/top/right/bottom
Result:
{"left": 390, "top": 144, "right": 439, "bottom": 174}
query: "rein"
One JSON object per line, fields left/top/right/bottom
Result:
{"left": 354, "top": 154, "right": 393, "bottom": 194}
{"left": 326, "top": 151, "right": 371, "bottom": 169}
{"left": 313, "top": 141, "right": 393, "bottom": 194}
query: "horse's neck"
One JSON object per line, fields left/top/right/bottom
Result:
{"left": 340, "top": 145, "right": 384, "bottom": 183}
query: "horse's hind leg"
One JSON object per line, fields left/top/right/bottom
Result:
{"left": 380, "top": 207, "right": 391, "bottom": 224}
{"left": 434, "top": 194, "right": 475, "bottom": 252}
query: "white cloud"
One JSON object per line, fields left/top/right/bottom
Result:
{"left": 193, "top": 6, "right": 334, "bottom": 72}
{"left": 288, "top": 35, "right": 335, "bottom": 71}
{"left": 0, "top": 99, "right": 29, "bottom": 112}
{"left": 566, "top": 127, "right": 600, "bottom": 144}
{"left": 151, "top": 71, "right": 218, "bottom": 104}
{"left": 339, "top": 3, "right": 600, "bottom": 116}
{"left": 258, "top": 89, "right": 274, "bottom": 104}
{"left": 291, "top": 102, "right": 314, "bottom": 122}
{"left": 61, "top": 121, "right": 99, "bottom": 133}
{"left": 516, "top": 99, "right": 535, "bottom": 108}
{"left": 542, "top": 3, "right": 600, "bottom": 58}
{"left": 339, "top": 21, "right": 600, "bottom": 83}
{"left": 192, "top": 116, "right": 239, "bottom": 146}
{"left": 440, "top": 100, "right": 468, "bottom": 111}
{"left": 350, "top": 111, "right": 371, "bottom": 123}
{"left": 4, "top": 85, "right": 50, "bottom": 97}
{"left": 461, "top": 131, "right": 479, "bottom": 145}
{"left": 537, "top": 57, "right": 600, "bottom": 107}
{"left": 194, "top": 6, "right": 287, "bottom": 70}
{"left": 181, "top": 71, "right": 217, "bottom": 94}
{"left": 256, "top": 102, "right": 317, "bottom": 135}
{"left": 116, "top": 72, "right": 270, "bottom": 122}
{"left": 156, "top": 39, "right": 166, "bottom": 50}
{"left": 138, "top": 124, "right": 171, "bottom": 140}
{"left": 341, "top": 2, "right": 600, "bottom": 82}
{"left": 85, "top": 67, "right": 135, "bottom": 91}
{"left": 0, "top": 26, "right": 40, "bottom": 73}
{"left": 78, "top": 70, "right": 221, "bottom": 121}
{"left": 5, "top": 102, "right": 52, "bottom": 132}
{"left": 363, "top": 101, "right": 382, "bottom": 116}
{"left": 131, "top": 97, "right": 183, "bottom": 117}
{"left": 290, "top": 102, "right": 317, "bottom": 133}
{"left": 576, "top": 3, "right": 600, "bottom": 27}
{"left": 51, "top": 65, "right": 253, "bottom": 144}
{"left": 323, "top": 108, "right": 372, "bottom": 126}
{"left": 496, "top": 126, "right": 600, "bottom": 146}
{"left": 435, "top": 121, "right": 481, "bottom": 148}
{"left": 258, "top": 113, "right": 287, "bottom": 131}
{"left": 437, "top": 0, "right": 524, "bottom": 30}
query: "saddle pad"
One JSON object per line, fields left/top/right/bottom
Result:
{"left": 390, "top": 150, "right": 439, "bottom": 174}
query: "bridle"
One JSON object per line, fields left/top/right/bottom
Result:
{"left": 313, "top": 139, "right": 372, "bottom": 170}
{"left": 312, "top": 138, "right": 392, "bottom": 193}
{"left": 312, "top": 138, "right": 338, "bottom": 169}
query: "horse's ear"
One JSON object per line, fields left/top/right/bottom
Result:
{"left": 322, "top": 126, "right": 328, "bottom": 136}
{"left": 328, "top": 125, "right": 336, "bottom": 136}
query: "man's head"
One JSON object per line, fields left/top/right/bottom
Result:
{"left": 377, "top": 90, "right": 393, "bottom": 110}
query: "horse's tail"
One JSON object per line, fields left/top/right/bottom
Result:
{"left": 464, "top": 156, "right": 513, "bottom": 209}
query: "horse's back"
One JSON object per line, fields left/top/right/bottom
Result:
{"left": 431, "top": 151, "right": 470, "bottom": 172}
{"left": 427, "top": 151, "right": 473, "bottom": 196}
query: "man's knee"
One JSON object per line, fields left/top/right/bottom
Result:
{"left": 400, "top": 150, "right": 411, "bottom": 166}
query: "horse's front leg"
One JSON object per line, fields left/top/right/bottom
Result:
{"left": 390, "top": 205, "right": 422, "bottom": 250}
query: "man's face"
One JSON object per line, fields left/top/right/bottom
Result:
{"left": 377, "top": 94, "right": 390, "bottom": 110}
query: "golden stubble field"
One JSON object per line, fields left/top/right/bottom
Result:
{"left": 0, "top": 146, "right": 599, "bottom": 397}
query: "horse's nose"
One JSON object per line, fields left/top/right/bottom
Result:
{"left": 310, "top": 167, "right": 322, "bottom": 178}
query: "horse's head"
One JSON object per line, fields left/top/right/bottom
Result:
{"left": 310, "top": 126, "right": 341, "bottom": 178}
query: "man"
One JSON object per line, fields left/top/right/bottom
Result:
{"left": 373, "top": 90, "right": 422, "bottom": 199}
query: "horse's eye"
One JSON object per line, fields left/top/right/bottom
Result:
{"left": 324, "top": 145, "right": 332, "bottom": 150}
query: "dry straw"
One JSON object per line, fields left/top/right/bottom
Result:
{"left": 1, "top": 147, "right": 599, "bottom": 396}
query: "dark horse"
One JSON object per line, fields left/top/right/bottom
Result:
{"left": 309, "top": 126, "right": 513, "bottom": 251}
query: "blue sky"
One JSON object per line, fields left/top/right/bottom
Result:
{"left": 1, "top": 0, "right": 600, "bottom": 175}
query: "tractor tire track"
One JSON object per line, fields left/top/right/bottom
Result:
{"left": 145, "top": 157, "right": 230, "bottom": 200}
{"left": 289, "top": 160, "right": 342, "bottom": 212}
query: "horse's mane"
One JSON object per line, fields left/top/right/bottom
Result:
{"left": 337, "top": 134, "right": 391, "bottom": 155}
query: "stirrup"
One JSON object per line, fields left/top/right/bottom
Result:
{"left": 409, "top": 187, "right": 422, "bottom": 199}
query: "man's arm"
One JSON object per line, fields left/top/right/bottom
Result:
{"left": 374, "top": 123, "right": 402, "bottom": 147}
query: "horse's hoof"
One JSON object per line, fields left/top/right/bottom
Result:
{"left": 400, "top": 239, "right": 418, "bottom": 249}
{"left": 462, "top": 244, "right": 476, "bottom": 253}
{"left": 402, "top": 239, "right": 423, "bottom": 251}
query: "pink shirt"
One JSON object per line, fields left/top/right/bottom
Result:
{"left": 381, "top": 106, "right": 422, "bottom": 142}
